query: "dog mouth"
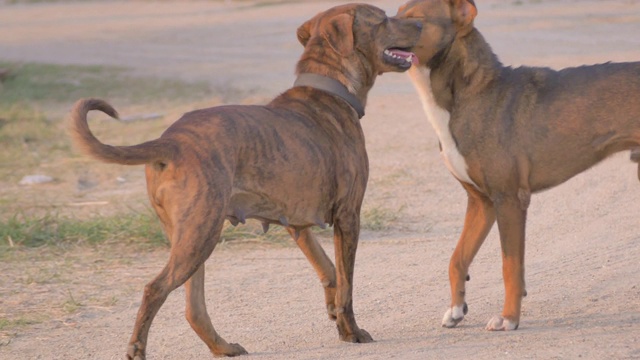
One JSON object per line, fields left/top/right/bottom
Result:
{"left": 383, "top": 48, "right": 419, "bottom": 69}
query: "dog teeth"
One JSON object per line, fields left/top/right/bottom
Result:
{"left": 385, "top": 49, "right": 412, "bottom": 63}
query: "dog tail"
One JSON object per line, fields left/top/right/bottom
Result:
{"left": 69, "top": 98, "right": 176, "bottom": 166}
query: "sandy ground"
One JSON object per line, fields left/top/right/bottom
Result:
{"left": 1, "top": 0, "right": 640, "bottom": 359}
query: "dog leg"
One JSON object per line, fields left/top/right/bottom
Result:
{"left": 631, "top": 148, "right": 640, "bottom": 181}
{"left": 443, "top": 184, "right": 496, "bottom": 328}
{"left": 126, "top": 261, "right": 198, "bottom": 359}
{"left": 185, "top": 264, "right": 248, "bottom": 357}
{"left": 287, "top": 227, "right": 337, "bottom": 320}
{"left": 332, "top": 214, "right": 373, "bottom": 343}
{"left": 486, "top": 195, "right": 527, "bottom": 331}
{"left": 126, "top": 217, "right": 223, "bottom": 359}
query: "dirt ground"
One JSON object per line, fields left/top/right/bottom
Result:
{"left": 1, "top": 0, "right": 640, "bottom": 359}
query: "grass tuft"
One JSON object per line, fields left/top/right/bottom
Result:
{"left": 361, "top": 206, "right": 403, "bottom": 231}
{"left": 0, "top": 210, "right": 168, "bottom": 253}
{"left": 0, "top": 209, "right": 334, "bottom": 257}
{"left": 0, "top": 61, "right": 211, "bottom": 111}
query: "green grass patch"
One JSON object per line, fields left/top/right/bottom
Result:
{"left": 0, "top": 210, "right": 333, "bottom": 257}
{"left": 0, "top": 316, "right": 42, "bottom": 331}
{"left": 0, "top": 210, "right": 168, "bottom": 253}
{"left": 62, "top": 290, "right": 83, "bottom": 314}
{"left": 0, "top": 103, "right": 68, "bottom": 181}
{"left": 361, "top": 206, "right": 402, "bottom": 231}
{"left": 0, "top": 61, "right": 211, "bottom": 111}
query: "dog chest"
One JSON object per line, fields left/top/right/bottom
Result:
{"left": 408, "top": 66, "right": 478, "bottom": 187}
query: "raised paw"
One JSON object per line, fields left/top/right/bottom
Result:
{"left": 441, "top": 303, "right": 468, "bottom": 328}
{"left": 212, "top": 342, "right": 248, "bottom": 357}
{"left": 485, "top": 315, "right": 518, "bottom": 331}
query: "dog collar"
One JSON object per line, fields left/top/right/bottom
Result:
{"left": 293, "top": 73, "right": 365, "bottom": 119}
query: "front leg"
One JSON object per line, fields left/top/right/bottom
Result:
{"left": 443, "top": 184, "right": 496, "bottom": 328}
{"left": 332, "top": 214, "right": 373, "bottom": 343}
{"left": 486, "top": 194, "right": 528, "bottom": 331}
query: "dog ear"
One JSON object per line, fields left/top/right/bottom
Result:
{"left": 451, "top": 0, "right": 477, "bottom": 30}
{"left": 322, "top": 13, "right": 354, "bottom": 56}
{"left": 297, "top": 18, "right": 313, "bottom": 46}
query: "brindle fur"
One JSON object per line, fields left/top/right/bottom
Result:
{"left": 396, "top": 0, "right": 640, "bottom": 331}
{"left": 70, "top": 4, "right": 421, "bottom": 359}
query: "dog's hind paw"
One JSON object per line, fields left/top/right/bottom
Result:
{"left": 441, "top": 303, "right": 467, "bottom": 328}
{"left": 212, "top": 342, "right": 248, "bottom": 357}
{"left": 485, "top": 316, "right": 518, "bottom": 331}
{"left": 126, "top": 343, "right": 145, "bottom": 360}
{"left": 340, "top": 328, "right": 374, "bottom": 343}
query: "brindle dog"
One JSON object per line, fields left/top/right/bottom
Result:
{"left": 70, "top": 4, "right": 421, "bottom": 359}
{"left": 396, "top": 0, "right": 640, "bottom": 332}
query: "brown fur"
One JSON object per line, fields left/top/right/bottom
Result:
{"left": 69, "top": 4, "right": 421, "bottom": 359}
{"left": 396, "top": 0, "right": 640, "bottom": 331}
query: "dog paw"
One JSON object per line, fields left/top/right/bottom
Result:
{"left": 126, "top": 343, "right": 145, "bottom": 360}
{"left": 441, "top": 303, "right": 468, "bottom": 328}
{"left": 213, "top": 342, "right": 248, "bottom": 357}
{"left": 340, "top": 327, "right": 374, "bottom": 343}
{"left": 485, "top": 316, "right": 518, "bottom": 331}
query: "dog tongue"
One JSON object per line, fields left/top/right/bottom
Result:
{"left": 409, "top": 52, "right": 419, "bottom": 66}
{"left": 390, "top": 49, "right": 419, "bottom": 66}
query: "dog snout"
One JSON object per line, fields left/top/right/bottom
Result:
{"left": 403, "top": 18, "right": 423, "bottom": 43}
{"left": 392, "top": 17, "right": 423, "bottom": 37}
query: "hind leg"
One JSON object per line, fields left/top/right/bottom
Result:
{"left": 126, "top": 213, "right": 225, "bottom": 359}
{"left": 332, "top": 213, "right": 372, "bottom": 343}
{"left": 631, "top": 148, "right": 640, "bottom": 180}
{"left": 185, "top": 264, "right": 248, "bottom": 357}
{"left": 287, "top": 228, "right": 337, "bottom": 320}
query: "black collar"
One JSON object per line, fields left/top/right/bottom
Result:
{"left": 293, "top": 73, "right": 365, "bottom": 119}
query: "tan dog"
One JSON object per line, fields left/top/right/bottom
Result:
{"left": 396, "top": 0, "right": 640, "bottom": 331}
{"left": 69, "top": 4, "right": 421, "bottom": 359}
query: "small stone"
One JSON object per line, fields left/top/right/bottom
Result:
{"left": 19, "top": 174, "right": 54, "bottom": 185}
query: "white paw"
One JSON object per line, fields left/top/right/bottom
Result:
{"left": 485, "top": 316, "right": 518, "bottom": 331}
{"left": 441, "top": 304, "right": 466, "bottom": 328}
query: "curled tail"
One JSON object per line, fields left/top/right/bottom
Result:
{"left": 69, "top": 98, "right": 176, "bottom": 166}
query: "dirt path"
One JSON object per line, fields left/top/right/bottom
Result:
{"left": 1, "top": 0, "right": 640, "bottom": 359}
